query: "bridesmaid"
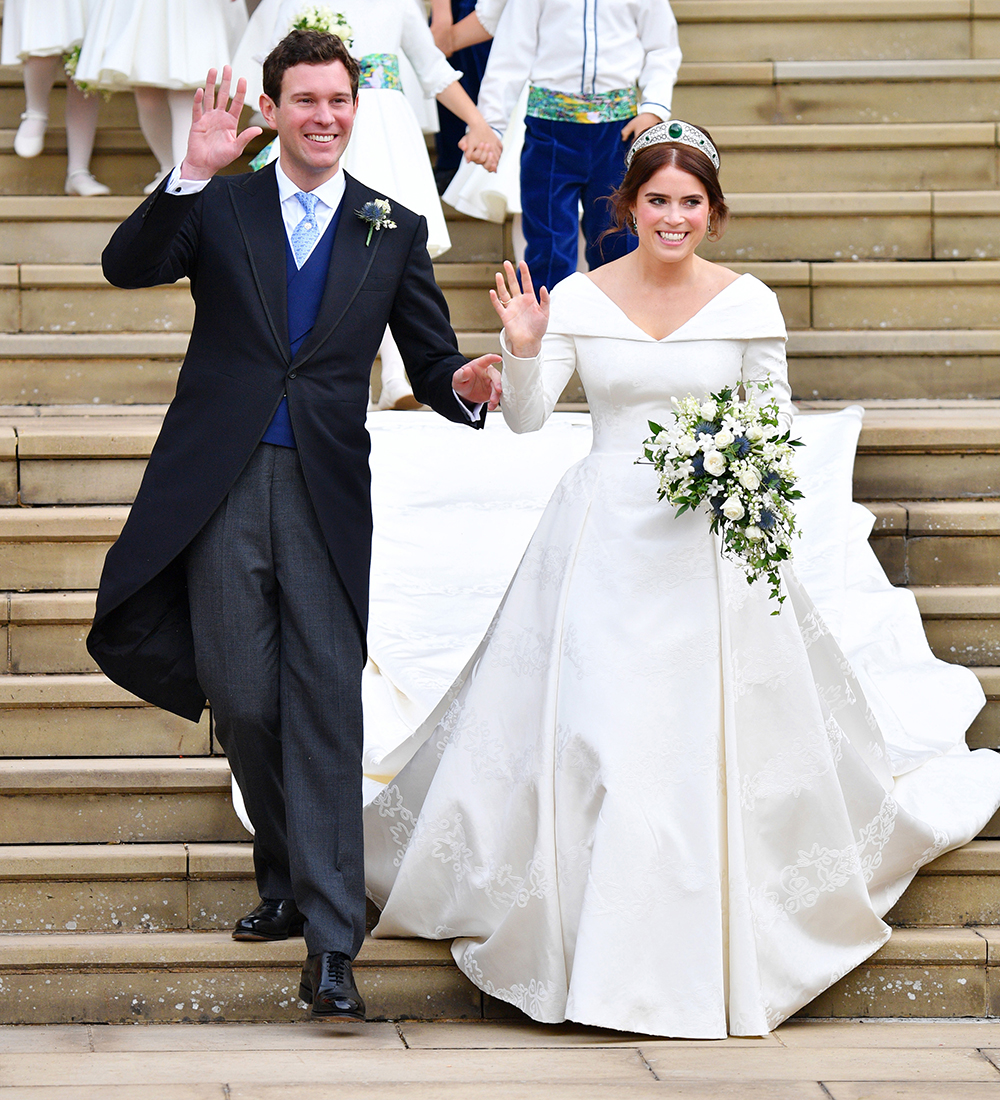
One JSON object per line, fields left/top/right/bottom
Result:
{"left": 75, "top": 0, "right": 248, "bottom": 193}
{"left": 1, "top": 0, "right": 110, "bottom": 195}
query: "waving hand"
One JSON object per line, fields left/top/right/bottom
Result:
{"left": 180, "top": 66, "right": 263, "bottom": 181}
{"left": 490, "top": 260, "right": 550, "bottom": 359}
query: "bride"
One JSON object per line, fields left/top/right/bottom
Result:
{"left": 363, "top": 121, "right": 1000, "bottom": 1037}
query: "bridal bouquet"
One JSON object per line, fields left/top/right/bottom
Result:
{"left": 641, "top": 384, "right": 804, "bottom": 609}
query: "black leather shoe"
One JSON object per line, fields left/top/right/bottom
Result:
{"left": 232, "top": 898, "right": 305, "bottom": 941}
{"left": 299, "top": 951, "right": 366, "bottom": 1021}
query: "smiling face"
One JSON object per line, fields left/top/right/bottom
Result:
{"left": 631, "top": 164, "right": 711, "bottom": 265}
{"left": 259, "top": 59, "right": 357, "bottom": 190}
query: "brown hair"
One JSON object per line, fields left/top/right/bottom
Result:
{"left": 262, "top": 30, "right": 361, "bottom": 104}
{"left": 611, "top": 125, "right": 729, "bottom": 241}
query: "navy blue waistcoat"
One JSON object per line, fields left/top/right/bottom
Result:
{"left": 261, "top": 202, "right": 343, "bottom": 448}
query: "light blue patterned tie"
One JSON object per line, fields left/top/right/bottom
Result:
{"left": 290, "top": 190, "right": 320, "bottom": 267}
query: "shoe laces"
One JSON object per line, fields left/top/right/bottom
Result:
{"left": 325, "top": 953, "right": 350, "bottom": 985}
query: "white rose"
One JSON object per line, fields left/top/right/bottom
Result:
{"left": 714, "top": 427, "right": 734, "bottom": 449}
{"left": 703, "top": 450, "right": 727, "bottom": 476}
{"left": 738, "top": 467, "right": 761, "bottom": 491}
{"left": 746, "top": 425, "right": 764, "bottom": 442}
{"left": 745, "top": 525, "right": 763, "bottom": 541}
{"left": 722, "top": 497, "right": 745, "bottom": 521}
{"left": 699, "top": 401, "right": 718, "bottom": 420}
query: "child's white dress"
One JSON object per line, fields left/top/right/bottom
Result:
{"left": 233, "top": 0, "right": 460, "bottom": 257}
{"left": 1, "top": 0, "right": 95, "bottom": 63}
{"left": 74, "top": 0, "right": 248, "bottom": 90}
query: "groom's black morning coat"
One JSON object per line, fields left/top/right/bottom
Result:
{"left": 87, "top": 164, "right": 481, "bottom": 722}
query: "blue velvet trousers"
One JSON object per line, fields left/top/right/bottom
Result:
{"left": 520, "top": 115, "right": 636, "bottom": 292}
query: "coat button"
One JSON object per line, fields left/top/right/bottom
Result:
{"left": 288, "top": 370, "right": 297, "bottom": 379}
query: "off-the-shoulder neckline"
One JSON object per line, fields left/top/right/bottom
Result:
{"left": 576, "top": 271, "right": 750, "bottom": 342}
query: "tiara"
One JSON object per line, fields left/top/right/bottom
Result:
{"left": 626, "top": 120, "right": 720, "bottom": 171}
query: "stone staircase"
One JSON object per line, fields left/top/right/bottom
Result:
{"left": 3, "top": 0, "right": 1000, "bottom": 1025}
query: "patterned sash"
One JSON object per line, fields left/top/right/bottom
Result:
{"left": 526, "top": 85, "right": 638, "bottom": 124}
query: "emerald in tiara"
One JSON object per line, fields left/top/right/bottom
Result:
{"left": 626, "top": 120, "right": 721, "bottom": 172}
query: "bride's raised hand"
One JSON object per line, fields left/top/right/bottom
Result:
{"left": 490, "top": 260, "right": 550, "bottom": 359}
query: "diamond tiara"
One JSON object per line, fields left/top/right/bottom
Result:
{"left": 625, "top": 120, "right": 720, "bottom": 171}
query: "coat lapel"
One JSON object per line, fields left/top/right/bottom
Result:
{"left": 292, "top": 173, "right": 384, "bottom": 369}
{"left": 229, "top": 164, "right": 291, "bottom": 363}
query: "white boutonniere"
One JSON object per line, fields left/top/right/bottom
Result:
{"left": 356, "top": 199, "right": 397, "bottom": 246}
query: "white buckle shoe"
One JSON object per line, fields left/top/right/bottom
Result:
{"left": 65, "top": 170, "right": 111, "bottom": 197}
{"left": 14, "top": 110, "right": 48, "bottom": 158}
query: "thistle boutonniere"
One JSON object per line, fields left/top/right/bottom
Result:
{"left": 356, "top": 199, "right": 397, "bottom": 246}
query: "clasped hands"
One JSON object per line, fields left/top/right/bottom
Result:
{"left": 458, "top": 122, "right": 502, "bottom": 174}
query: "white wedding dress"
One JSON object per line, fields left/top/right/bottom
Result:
{"left": 363, "top": 272, "right": 1000, "bottom": 1037}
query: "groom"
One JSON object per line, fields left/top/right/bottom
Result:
{"left": 87, "top": 31, "right": 501, "bottom": 1021}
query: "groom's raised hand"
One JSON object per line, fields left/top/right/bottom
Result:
{"left": 453, "top": 355, "right": 503, "bottom": 411}
{"left": 180, "top": 66, "right": 263, "bottom": 181}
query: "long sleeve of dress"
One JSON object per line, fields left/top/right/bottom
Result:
{"left": 741, "top": 337, "right": 794, "bottom": 435}
{"left": 499, "top": 327, "right": 577, "bottom": 434}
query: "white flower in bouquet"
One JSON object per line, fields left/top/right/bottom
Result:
{"left": 714, "top": 427, "right": 735, "bottom": 448}
{"left": 703, "top": 450, "right": 727, "bottom": 477}
{"left": 640, "top": 382, "right": 805, "bottom": 609}
{"left": 738, "top": 467, "right": 761, "bottom": 491}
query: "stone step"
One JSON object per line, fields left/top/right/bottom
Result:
{"left": 0, "top": 504, "right": 126, "bottom": 590}
{"left": 0, "top": 332, "right": 501, "bottom": 405}
{"left": 675, "top": 59, "right": 1000, "bottom": 125}
{"left": 707, "top": 191, "right": 1000, "bottom": 263}
{"left": 5, "top": 836, "right": 999, "bottom": 935}
{"left": 673, "top": 0, "right": 1000, "bottom": 64}
{"left": 5, "top": 404, "right": 1000, "bottom": 507}
{"left": 0, "top": 757, "right": 242, "bottom": 844}
{"left": 0, "top": 929, "right": 482, "bottom": 1024}
{"left": 0, "top": 842, "right": 255, "bottom": 934}
{"left": 787, "top": 330, "right": 1000, "bottom": 399}
{"left": 10, "top": 260, "right": 1000, "bottom": 338}
{"left": 867, "top": 500, "right": 1000, "bottom": 585}
{"left": 706, "top": 122, "right": 1000, "bottom": 191}
{"left": 912, "top": 587, "right": 1000, "bottom": 667}
{"left": 0, "top": 672, "right": 211, "bottom": 757}
{"left": 0, "top": 924, "right": 994, "bottom": 1023}
{"left": 0, "top": 128, "right": 267, "bottom": 196}
{"left": 854, "top": 405, "right": 1000, "bottom": 498}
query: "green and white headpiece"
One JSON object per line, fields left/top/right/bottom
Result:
{"left": 626, "top": 120, "right": 720, "bottom": 171}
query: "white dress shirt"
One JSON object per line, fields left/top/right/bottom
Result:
{"left": 476, "top": 0, "right": 681, "bottom": 135}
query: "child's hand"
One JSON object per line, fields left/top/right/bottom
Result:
{"left": 459, "top": 123, "right": 503, "bottom": 173}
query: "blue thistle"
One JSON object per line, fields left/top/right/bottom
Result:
{"left": 758, "top": 508, "right": 776, "bottom": 530}
{"left": 694, "top": 420, "right": 718, "bottom": 436}
{"left": 691, "top": 453, "right": 705, "bottom": 477}
{"left": 733, "top": 436, "right": 751, "bottom": 457}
